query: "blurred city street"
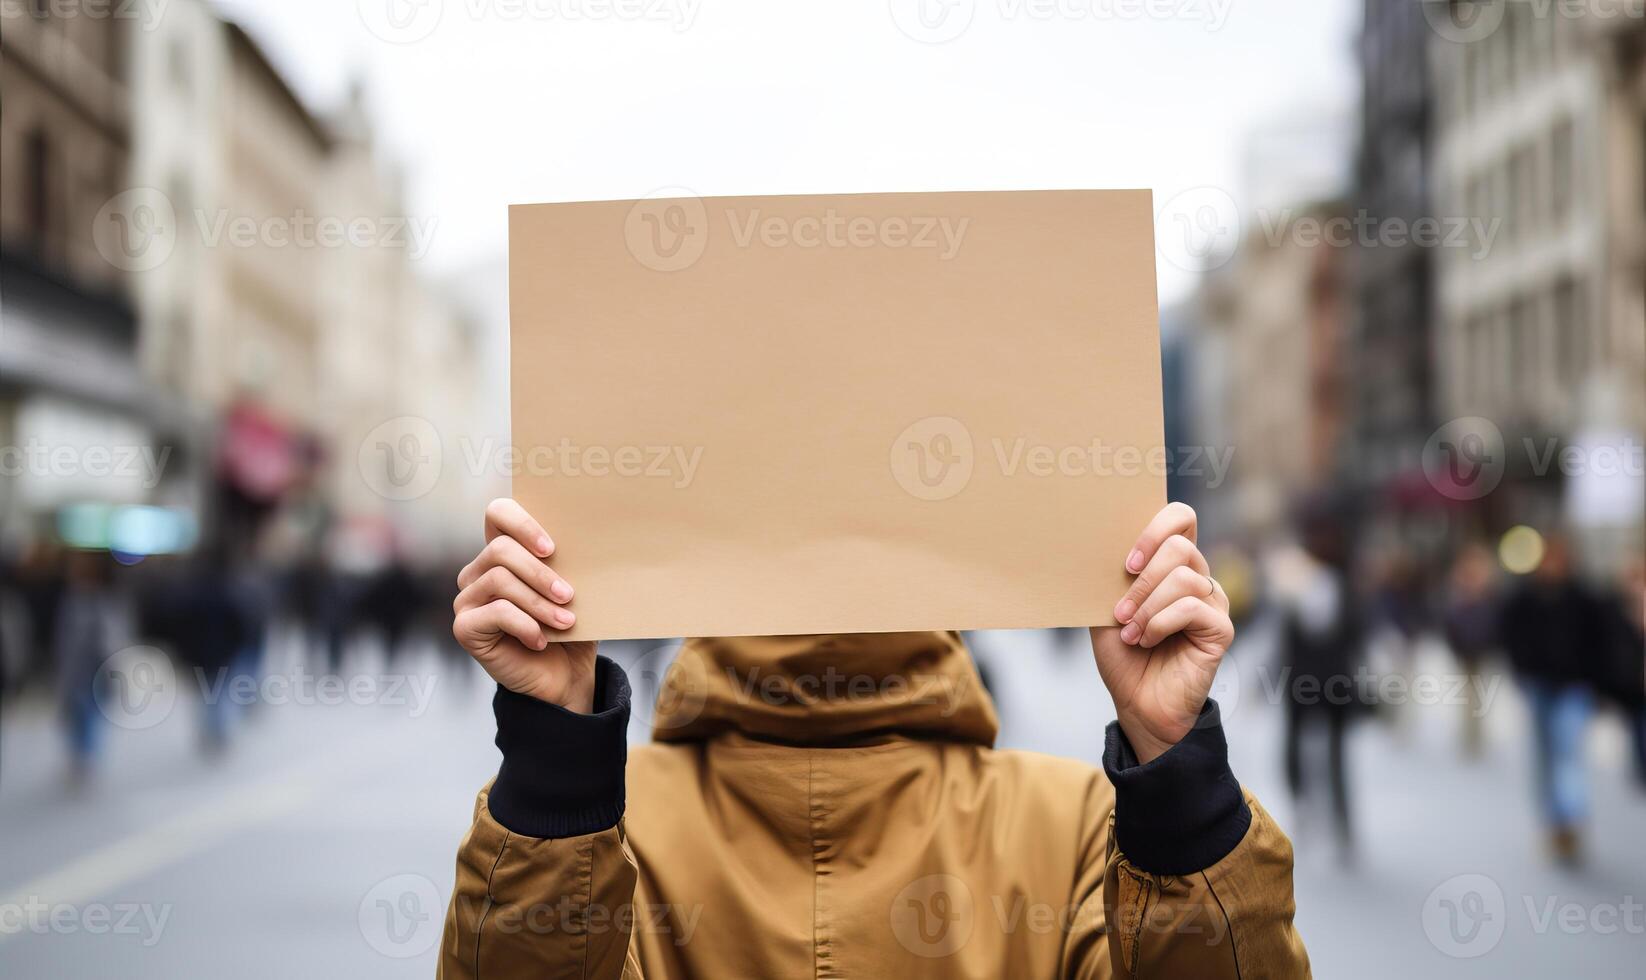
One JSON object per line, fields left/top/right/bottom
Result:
{"left": 3, "top": 625, "right": 1642, "bottom": 979}
{"left": 3, "top": 1, "right": 1644, "bottom": 976}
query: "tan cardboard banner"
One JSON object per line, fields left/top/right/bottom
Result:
{"left": 510, "top": 189, "right": 1164, "bottom": 641}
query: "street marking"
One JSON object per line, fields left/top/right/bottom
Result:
{"left": 0, "top": 727, "right": 405, "bottom": 943}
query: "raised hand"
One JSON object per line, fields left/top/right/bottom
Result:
{"left": 1090, "top": 502, "right": 1234, "bottom": 763}
{"left": 452, "top": 498, "right": 596, "bottom": 712}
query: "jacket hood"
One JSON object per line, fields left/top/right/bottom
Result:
{"left": 650, "top": 631, "right": 999, "bottom": 747}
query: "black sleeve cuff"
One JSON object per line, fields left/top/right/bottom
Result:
{"left": 1102, "top": 699, "right": 1252, "bottom": 876}
{"left": 487, "top": 656, "right": 631, "bottom": 839}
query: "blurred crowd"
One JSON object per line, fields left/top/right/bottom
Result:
{"left": 1223, "top": 514, "right": 1646, "bottom": 869}
{"left": 0, "top": 514, "right": 470, "bottom": 780}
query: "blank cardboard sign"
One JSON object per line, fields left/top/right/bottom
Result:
{"left": 509, "top": 190, "right": 1164, "bottom": 641}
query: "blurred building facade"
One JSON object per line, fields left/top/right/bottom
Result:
{"left": 1432, "top": 3, "right": 1634, "bottom": 432}
{"left": 4, "top": 0, "right": 486, "bottom": 568}
{"left": 1192, "top": 2, "right": 1644, "bottom": 584}
{"left": 1198, "top": 202, "right": 1353, "bottom": 536}
{"left": 0, "top": 8, "right": 180, "bottom": 531}
{"left": 1430, "top": 0, "right": 1645, "bottom": 564}
{"left": 1352, "top": 0, "right": 1436, "bottom": 491}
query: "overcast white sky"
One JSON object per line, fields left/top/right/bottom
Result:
{"left": 217, "top": 0, "right": 1359, "bottom": 303}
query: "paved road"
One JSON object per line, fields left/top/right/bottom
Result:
{"left": 2, "top": 626, "right": 1641, "bottom": 977}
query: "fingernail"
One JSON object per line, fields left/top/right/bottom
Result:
{"left": 1121, "top": 622, "right": 1141, "bottom": 644}
{"left": 536, "top": 535, "right": 554, "bottom": 557}
{"left": 535, "top": 634, "right": 549, "bottom": 649}
{"left": 1114, "top": 599, "right": 1137, "bottom": 624}
{"left": 557, "top": 610, "right": 576, "bottom": 627}
{"left": 551, "top": 580, "right": 573, "bottom": 602}
{"left": 1126, "top": 549, "right": 1144, "bottom": 573}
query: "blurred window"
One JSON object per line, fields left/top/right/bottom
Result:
{"left": 1473, "top": 312, "right": 1498, "bottom": 409}
{"left": 1490, "top": 309, "right": 1509, "bottom": 408}
{"left": 1553, "top": 278, "right": 1583, "bottom": 387}
{"left": 1469, "top": 36, "right": 1490, "bottom": 109}
{"left": 169, "top": 35, "right": 190, "bottom": 90}
{"left": 1507, "top": 299, "right": 1524, "bottom": 404}
{"left": 25, "top": 128, "right": 51, "bottom": 250}
{"left": 1489, "top": 16, "right": 1510, "bottom": 92}
{"left": 1492, "top": 162, "right": 1510, "bottom": 242}
{"left": 1550, "top": 119, "right": 1573, "bottom": 222}
{"left": 1509, "top": 145, "right": 1533, "bottom": 239}
{"left": 1502, "top": 3, "right": 1520, "bottom": 90}
{"left": 1467, "top": 175, "right": 1485, "bottom": 232}
{"left": 1466, "top": 315, "right": 1486, "bottom": 407}
{"left": 1528, "top": 4, "right": 1552, "bottom": 72}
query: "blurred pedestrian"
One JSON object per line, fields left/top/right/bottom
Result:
{"left": 6, "top": 537, "right": 66, "bottom": 697}
{"left": 53, "top": 550, "right": 124, "bottom": 784}
{"left": 1443, "top": 542, "right": 1500, "bottom": 760}
{"left": 358, "top": 554, "right": 426, "bottom": 665}
{"left": 1498, "top": 533, "right": 1607, "bottom": 865}
{"left": 1273, "top": 513, "right": 1365, "bottom": 866}
{"left": 168, "top": 542, "right": 256, "bottom": 756}
{"left": 1599, "top": 559, "right": 1645, "bottom": 789}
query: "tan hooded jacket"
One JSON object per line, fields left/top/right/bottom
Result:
{"left": 439, "top": 632, "right": 1310, "bottom": 978}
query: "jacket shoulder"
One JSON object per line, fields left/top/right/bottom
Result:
{"left": 984, "top": 747, "right": 1116, "bottom": 822}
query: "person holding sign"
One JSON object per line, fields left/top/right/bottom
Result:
{"left": 437, "top": 497, "right": 1309, "bottom": 978}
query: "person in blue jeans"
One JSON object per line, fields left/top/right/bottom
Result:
{"left": 53, "top": 551, "right": 122, "bottom": 785}
{"left": 1498, "top": 534, "right": 1607, "bottom": 865}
